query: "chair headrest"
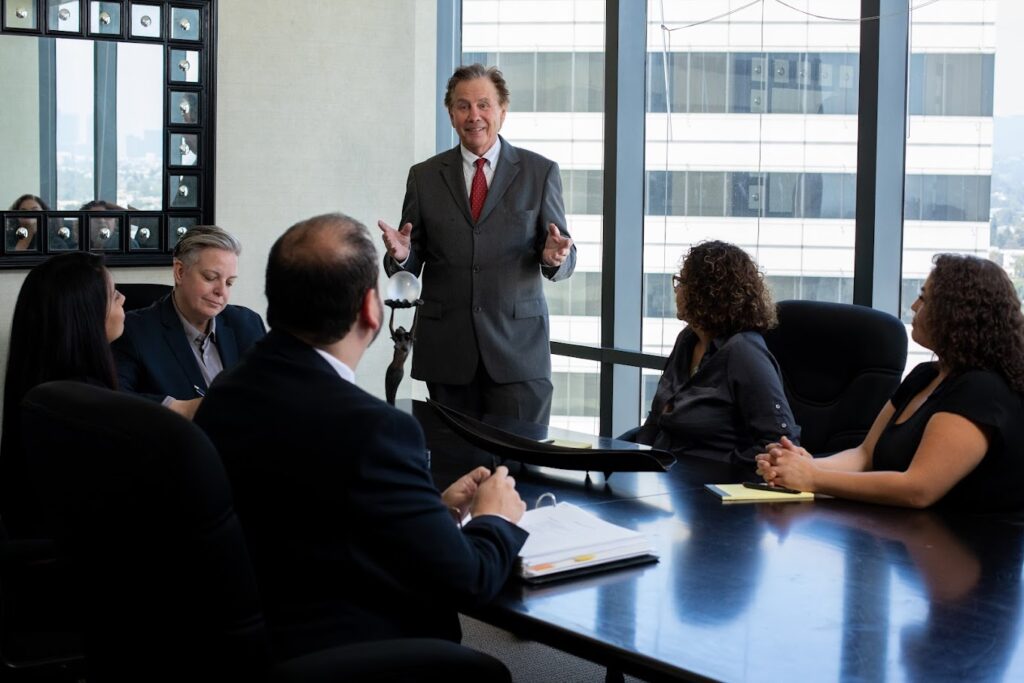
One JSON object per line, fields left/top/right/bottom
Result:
{"left": 763, "top": 300, "right": 908, "bottom": 401}
{"left": 21, "top": 380, "right": 230, "bottom": 530}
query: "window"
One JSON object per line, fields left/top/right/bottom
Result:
{"left": 463, "top": 0, "right": 606, "bottom": 432}
{"left": 642, "top": 0, "right": 860, "bottom": 381}
{"left": 902, "top": 1, "right": 1000, "bottom": 372}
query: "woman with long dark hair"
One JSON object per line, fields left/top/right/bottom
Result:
{"left": 758, "top": 254, "right": 1024, "bottom": 512}
{"left": 636, "top": 240, "right": 800, "bottom": 464}
{"left": 1, "top": 252, "right": 124, "bottom": 535}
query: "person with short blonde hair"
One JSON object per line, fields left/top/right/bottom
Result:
{"left": 111, "top": 225, "right": 265, "bottom": 419}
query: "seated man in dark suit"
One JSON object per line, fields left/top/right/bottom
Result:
{"left": 194, "top": 212, "right": 528, "bottom": 658}
{"left": 111, "top": 225, "right": 265, "bottom": 419}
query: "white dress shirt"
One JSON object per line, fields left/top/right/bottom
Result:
{"left": 313, "top": 347, "right": 356, "bottom": 384}
{"left": 460, "top": 137, "right": 501, "bottom": 194}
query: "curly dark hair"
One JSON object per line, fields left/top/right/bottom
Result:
{"left": 677, "top": 241, "right": 776, "bottom": 335}
{"left": 922, "top": 253, "right": 1024, "bottom": 392}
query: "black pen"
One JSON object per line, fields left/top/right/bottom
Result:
{"left": 193, "top": 384, "right": 206, "bottom": 398}
{"left": 742, "top": 481, "right": 804, "bottom": 495}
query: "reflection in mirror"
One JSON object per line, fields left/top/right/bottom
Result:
{"left": 4, "top": 0, "right": 38, "bottom": 30}
{"left": 171, "top": 133, "right": 198, "bottom": 166}
{"left": 56, "top": 38, "right": 94, "bottom": 208}
{"left": 130, "top": 216, "right": 159, "bottom": 250}
{"left": 47, "top": 0, "right": 80, "bottom": 33}
{"left": 167, "top": 216, "right": 196, "bottom": 250}
{"left": 5, "top": 194, "right": 47, "bottom": 252}
{"left": 4, "top": 217, "right": 40, "bottom": 253}
{"left": 1, "top": 37, "right": 44, "bottom": 210}
{"left": 0, "top": 35, "right": 163, "bottom": 211}
{"left": 47, "top": 215, "right": 79, "bottom": 251}
{"left": 85, "top": 205, "right": 121, "bottom": 251}
{"left": 170, "top": 48, "right": 200, "bottom": 83}
{"left": 169, "top": 90, "right": 198, "bottom": 124}
{"left": 130, "top": 3, "right": 160, "bottom": 38}
{"left": 117, "top": 42, "right": 163, "bottom": 208}
{"left": 170, "top": 175, "right": 198, "bottom": 208}
{"left": 89, "top": 0, "right": 120, "bottom": 35}
{"left": 170, "top": 7, "right": 199, "bottom": 41}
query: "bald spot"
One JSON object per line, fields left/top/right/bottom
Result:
{"left": 277, "top": 215, "right": 362, "bottom": 269}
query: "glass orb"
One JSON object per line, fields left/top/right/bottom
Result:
{"left": 386, "top": 271, "right": 422, "bottom": 303}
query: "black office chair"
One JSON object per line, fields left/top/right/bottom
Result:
{"left": 762, "top": 300, "right": 907, "bottom": 454}
{"left": 114, "top": 282, "right": 171, "bottom": 312}
{"left": 0, "top": 529, "right": 85, "bottom": 682}
{"left": 20, "top": 381, "right": 510, "bottom": 682}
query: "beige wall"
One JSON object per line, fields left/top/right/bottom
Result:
{"left": 0, "top": 0, "right": 438, "bottom": 421}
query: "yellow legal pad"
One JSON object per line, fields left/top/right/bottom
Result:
{"left": 705, "top": 483, "right": 815, "bottom": 504}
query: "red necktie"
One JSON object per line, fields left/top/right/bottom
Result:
{"left": 470, "top": 157, "right": 488, "bottom": 222}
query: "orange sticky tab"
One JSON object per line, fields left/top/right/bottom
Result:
{"left": 529, "top": 563, "right": 555, "bottom": 572}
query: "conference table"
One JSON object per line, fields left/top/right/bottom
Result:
{"left": 409, "top": 401, "right": 1024, "bottom": 683}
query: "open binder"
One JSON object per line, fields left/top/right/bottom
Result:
{"left": 427, "top": 399, "right": 675, "bottom": 475}
{"left": 516, "top": 495, "right": 658, "bottom": 583}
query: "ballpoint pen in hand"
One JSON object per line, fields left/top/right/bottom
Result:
{"left": 193, "top": 384, "right": 206, "bottom": 398}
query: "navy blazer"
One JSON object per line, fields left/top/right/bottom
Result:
{"left": 193, "top": 329, "right": 528, "bottom": 657}
{"left": 112, "top": 293, "right": 265, "bottom": 400}
{"left": 384, "top": 137, "right": 576, "bottom": 384}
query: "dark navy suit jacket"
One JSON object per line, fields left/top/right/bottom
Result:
{"left": 111, "top": 293, "right": 265, "bottom": 400}
{"left": 193, "top": 329, "right": 528, "bottom": 657}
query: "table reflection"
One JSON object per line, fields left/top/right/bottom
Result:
{"left": 414, "top": 401, "right": 1024, "bottom": 682}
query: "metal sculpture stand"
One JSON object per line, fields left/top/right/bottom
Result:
{"left": 384, "top": 298, "right": 421, "bottom": 405}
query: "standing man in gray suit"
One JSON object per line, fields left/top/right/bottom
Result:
{"left": 378, "top": 63, "right": 575, "bottom": 424}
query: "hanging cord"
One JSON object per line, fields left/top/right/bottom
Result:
{"left": 661, "top": 0, "right": 943, "bottom": 32}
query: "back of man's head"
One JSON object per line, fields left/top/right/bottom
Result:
{"left": 266, "top": 213, "right": 378, "bottom": 346}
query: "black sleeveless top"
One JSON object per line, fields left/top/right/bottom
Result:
{"left": 873, "top": 362, "right": 1024, "bottom": 513}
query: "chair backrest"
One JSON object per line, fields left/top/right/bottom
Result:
{"left": 762, "top": 300, "right": 907, "bottom": 454}
{"left": 20, "top": 381, "right": 272, "bottom": 680}
{"left": 115, "top": 282, "right": 171, "bottom": 312}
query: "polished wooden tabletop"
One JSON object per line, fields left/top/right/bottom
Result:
{"left": 410, "top": 401, "right": 1024, "bottom": 683}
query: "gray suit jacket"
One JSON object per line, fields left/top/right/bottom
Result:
{"left": 384, "top": 137, "right": 575, "bottom": 384}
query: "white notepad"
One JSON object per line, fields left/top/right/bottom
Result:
{"left": 516, "top": 502, "right": 657, "bottom": 580}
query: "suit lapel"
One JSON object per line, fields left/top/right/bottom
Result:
{"left": 159, "top": 294, "right": 207, "bottom": 390}
{"left": 476, "top": 138, "right": 519, "bottom": 226}
{"left": 439, "top": 146, "right": 474, "bottom": 225}
{"left": 215, "top": 315, "right": 239, "bottom": 369}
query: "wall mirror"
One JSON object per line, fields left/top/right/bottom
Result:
{"left": 0, "top": 0, "right": 215, "bottom": 268}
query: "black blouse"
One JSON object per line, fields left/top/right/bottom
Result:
{"left": 873, "top": 362, "right": 1024, "bottom": 513}
{"left": 637, "top": 328, "right": 800, "bottom": 465}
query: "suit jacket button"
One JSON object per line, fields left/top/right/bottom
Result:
{"left": 474, "top": 306, "right": 482, "bottom": 313}
{"left": 473, "top": 266, "right": 480, "bottom": 273}
{"left": 474, "top": 228, "right": 481, "bottom": 235}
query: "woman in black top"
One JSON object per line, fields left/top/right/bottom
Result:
{"left": 757, "top": 254, "right": 1024, "bottom": 512}
{"left": 636, "top": 241, "right": 800, "bottom": 465}
{"left": 0, "top": 252, "right": 125, "bottom": 535}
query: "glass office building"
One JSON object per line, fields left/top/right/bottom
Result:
{"left": 460, "top": 0, "right": 1003, "bottom": 434}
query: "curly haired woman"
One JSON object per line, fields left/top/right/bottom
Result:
{"left": 636, "top": 240, "right": 800, "bottom": 465}
{"left": 758, "top": 254, "right": 1024, "bottom": 512}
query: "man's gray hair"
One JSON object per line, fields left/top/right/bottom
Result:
{"left": 173, "top": 225, "right": 242, "bottom": 266}
{"left": 444, "top": 63, "right": 510, "bottom": 110}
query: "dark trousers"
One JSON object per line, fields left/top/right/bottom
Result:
{"left": 427, "top": 362, "right": 553, "bottom": 425}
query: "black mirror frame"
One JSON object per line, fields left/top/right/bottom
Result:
{"left": 0, "top": 0, "right": 216, "bottom": 268}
